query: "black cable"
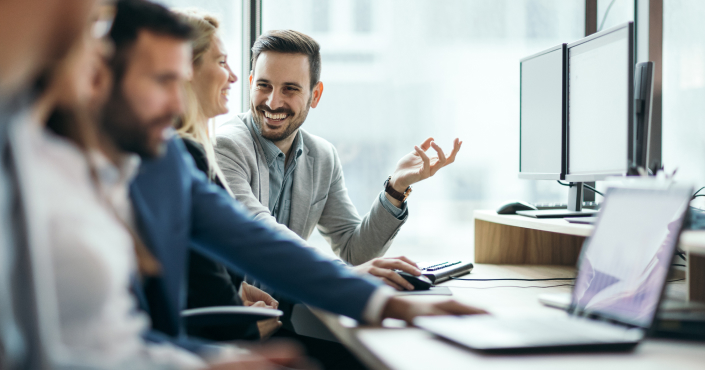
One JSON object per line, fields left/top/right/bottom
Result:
{"left": 583, "top": 183, "right": 604, "bottom": 197}
{"left": 693, "top": 186, "right": 705, "bottom": 199}
{"left": 443, "top": 284, "right": 575, "bottom": 289}
{"left": 557, "top": 180, "right": 604, "bottom": 198}
{"left": 450, "top": 277, "right": 575, "bottom": 282}
{"left": 676, "top": 251, "right": 687, "bottom": 261}
{"left": 693, "top": 194, "right": 705, "bottom": 199}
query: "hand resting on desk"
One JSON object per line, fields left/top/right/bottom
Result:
{"left": 382, "top": 297, "right": 487, "bottom": 324}
{"left": 352, "top": 256, "right": 422, "bottom": 291}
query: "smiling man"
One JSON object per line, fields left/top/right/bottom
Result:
{"left": 216, "top": 30, "right": 463, "bottom": 289}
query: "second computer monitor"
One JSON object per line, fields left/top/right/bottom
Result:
{"left": 519, "top": 44, "right": 566, "bottom": 180}
{"left": 566, "top": 22, "right": 634, "bottom": 182}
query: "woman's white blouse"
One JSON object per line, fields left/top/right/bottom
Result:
{"left": 27, "top": 126, "right": 205, "bottom": 369}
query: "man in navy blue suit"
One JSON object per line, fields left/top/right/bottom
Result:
{"left": 98, "top": 0, "right": 485, "bottom": 365}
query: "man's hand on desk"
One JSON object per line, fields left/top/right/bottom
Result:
{"left": 352, "top": 256, "right": 422, "bottom": 291}
{"left": 381, "top": 297, "right": 487, "bottom": 324}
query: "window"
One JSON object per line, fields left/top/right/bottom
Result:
{"left": 262, "top": 0, "right": 585, "bottom": 260}
{"left": 663, "top": 0, "right": 705, "bottom": 206}
{"left": 154, "top": 0, "right": 244, "bottom": 125}
{"left": 597, "top": 0, "right": 634, "bottom": 32}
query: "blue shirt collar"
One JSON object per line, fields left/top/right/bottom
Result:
{"left": 250, "top": 115, "right": 304, "bottom": 167}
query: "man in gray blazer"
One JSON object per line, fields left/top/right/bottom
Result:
{"left": 215, "top": 30, "right": 462, "bottom": 290}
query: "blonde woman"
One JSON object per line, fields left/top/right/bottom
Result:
{"left": 172, "top": 9, "right": 282, "bottom": 341}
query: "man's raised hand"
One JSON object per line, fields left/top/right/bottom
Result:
{"left": 388, "top": 137, "right": 463, "bottom": 200}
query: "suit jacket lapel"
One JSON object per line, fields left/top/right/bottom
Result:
{"left": 289, "top": 148, "right": 314, "bottom": 235}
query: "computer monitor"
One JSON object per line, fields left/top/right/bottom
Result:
{"left": 565, "top": 22, "right": 634, "bottom": 182}
{"left": 519, "top": 44, "right": 566, "bottom": 180}
{"left": 633, "top": 61, "right": 654, "bottom": 173}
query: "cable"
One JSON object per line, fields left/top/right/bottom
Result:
{"left": 598, "top": 0, "right": 617, "bottom": 32}
{"left": 692, "top": 186, "right": 705, "bottom": 199}
{"left": 443, "top": 284, "right": 575, "bottom": 290}
{"left": 583, "top": 183, "right": 604, "bottom": 197}
{"left": 450, "top": 277, "right": 575, "bottom": 282}
{"left": 676, "top": 251, "right": 687, "bottom": 261}
{"left": 672, "top": 264, "right": 686, "bottom": 267}
{"left": 557, "top": 180, "right": 604, "bottom": 197}
{"left": 693, "top": 194, "right": 705, "bottom": 199}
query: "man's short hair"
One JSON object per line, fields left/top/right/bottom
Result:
{"left": 108, "top": 0, "right": 194, "bottom": 80}
{"left": 251, "top": 30, "right": 321, "bottom": 91}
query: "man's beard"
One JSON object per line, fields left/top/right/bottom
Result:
{"left": 251, "top": 97, "right": 311, "bottom": 142}
{"left": 101, "top": 85, "right": 176, "bottom": 159}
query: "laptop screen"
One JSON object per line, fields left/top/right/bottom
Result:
{"left": 571, "top": 186, "right": 690, "bottom": 328}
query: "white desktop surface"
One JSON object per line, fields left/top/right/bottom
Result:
{"left": 475, "top": 210, "right": 594, "bottom": 237}
{"left": 313, "top": 264, "right": 705, "bottom": 370}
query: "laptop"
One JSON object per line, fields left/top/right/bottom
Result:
{"left": 415, "top": 186, "right": 692, "bottom": 352}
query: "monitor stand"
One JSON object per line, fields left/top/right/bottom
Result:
{"left": 516, "top": 182, "right": 599, "bottom": 219}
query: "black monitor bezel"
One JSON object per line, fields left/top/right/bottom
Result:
{"left": 518, "top": 43, "right": 567, "bottom": 181}
{"left": 564, "top": 22, "right": 634, "bottom": 182}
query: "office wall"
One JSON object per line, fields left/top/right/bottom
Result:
{"left": 663, "top": 0, "right": 705, "bottom": 205}
{"left": 262, "top": 0, "right": 584, "bottom": 260}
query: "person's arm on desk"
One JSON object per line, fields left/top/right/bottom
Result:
{"left": 382, "top": 297, "right": 487, "bottom": 324}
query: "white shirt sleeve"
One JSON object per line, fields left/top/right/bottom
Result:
{"left": 362, "top": 286, "right": 396, "bottom": 324}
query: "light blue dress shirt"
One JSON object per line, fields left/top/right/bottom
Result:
{"left": 252, "top": 124, "right": 304, "bottom": 226}
{"left": 251, "top": 124, "right": 406, "bottom": 226}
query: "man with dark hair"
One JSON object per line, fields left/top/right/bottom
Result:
{"left": 97, "top": 0, "right": 483, "bottom": 366}
{"left": 215, "top": 30, "right": 461, "bottom": 295}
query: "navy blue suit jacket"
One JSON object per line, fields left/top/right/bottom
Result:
{"left": 129, "top": 138, "right": 380, "bottom": 339}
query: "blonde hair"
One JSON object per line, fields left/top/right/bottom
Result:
{"left": 172, "top": 8, "right": 233, "bottom": 197}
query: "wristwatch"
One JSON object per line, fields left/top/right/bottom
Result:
{"left": 384, "top": 176, "right": 412, "bottom": 202}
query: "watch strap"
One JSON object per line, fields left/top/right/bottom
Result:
{"left": 384, "top": 176, "right": 412, "bottom": 202}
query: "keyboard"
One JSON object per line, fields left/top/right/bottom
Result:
{"left": 418, "top": 260, "right": 474, "bottom": 284}
{"left": 533, "top": 201, "right": 600, "bottom": 210}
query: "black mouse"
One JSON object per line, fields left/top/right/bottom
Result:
{"left": 397, "top": 271, "right": 433, "bottom": 291}
{"left": 496, "top": 200, "right": 537, "bottom": 215}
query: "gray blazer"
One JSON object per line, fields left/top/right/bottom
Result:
{"left": 215, "top": 112, "right": 406, "bottom": 265}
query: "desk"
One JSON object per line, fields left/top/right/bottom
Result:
{"left": 475, "top": 210, "right": 704, "bottom": 302}
{"left": 474, "top": 210, "right": 591, "bottom": 265}
{"left": 314, "top": 264, "right": 705, "bottom": 370}
{"left": 680, "top": 231, "right": 705, "bottom": 303}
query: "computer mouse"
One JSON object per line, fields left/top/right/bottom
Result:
{"left": 397, "top": 271, "right": 433, "bottom": 291}
{"left": 496, "top": 200, "right": 538, "bottom": 215}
